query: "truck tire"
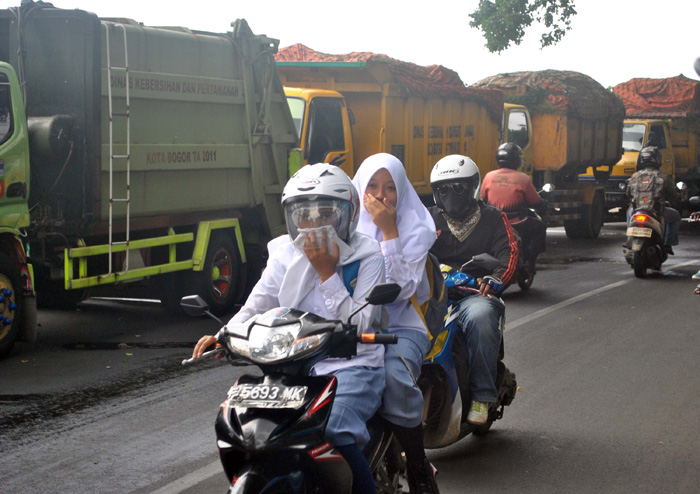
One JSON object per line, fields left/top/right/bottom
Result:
{"left": 564, "top": 192, "right": 604, "bottom": 239}
{"left": 0, "top": 253, "right": 23, "bottom": 358}
{"left": 195, "top": 232, "right": 241, "bottom": 316}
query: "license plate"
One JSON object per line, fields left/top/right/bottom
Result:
{"left": 226, "top": 383, "right": 307, "bottom": 409}
{"left": 626, "top": 227, "right": 652, "bottom": 238}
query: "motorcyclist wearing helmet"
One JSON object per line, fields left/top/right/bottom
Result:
{"left": 193, "top": 164, "right": 386, "bottom": 494}
{"left": 627, "top": 146, "right": 681, "bottom": 252}
{"left": 481, "top": 142, "right": 547, "bottom": 269}
{"left": 428, "top": 155, "right": 518, "bottom": 426}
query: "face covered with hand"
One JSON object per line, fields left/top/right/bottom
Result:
{"left": 285, "top": 198, "right": 352, "bottom": 253}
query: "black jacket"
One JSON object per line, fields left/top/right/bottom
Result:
{"left": 429, "top": 202, "right": 519, "bottom": 285}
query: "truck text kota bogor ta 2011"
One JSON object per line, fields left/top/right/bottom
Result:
{"left": 0, "top": 2, "right": 300, "bottom": 356}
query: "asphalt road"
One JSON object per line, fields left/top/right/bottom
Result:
{"left": 1, "top": 221, "right": 700, "bottom": 493}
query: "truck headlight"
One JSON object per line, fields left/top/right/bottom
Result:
{"left": 618, "top": 181, "right": 627, "bottom": 191}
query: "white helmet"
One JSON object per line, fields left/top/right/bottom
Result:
{"left": 281, "top": 164, "right": 360, "bottom": 241}
{"left": 430, "top": 155, "right": 481, "bottom": 216}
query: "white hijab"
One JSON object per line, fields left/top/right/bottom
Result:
{"left": 352, "top": 153, "right": 436, "bottom": 262}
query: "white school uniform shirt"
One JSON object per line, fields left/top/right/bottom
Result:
{"left": 229, "top": 232, "right": 386, "bottom": 374}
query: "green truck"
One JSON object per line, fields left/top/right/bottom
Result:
{"left": 0, "top": 2, "right": 299, "bottom": 356}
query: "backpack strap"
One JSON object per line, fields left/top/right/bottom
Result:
{"left": 341, "top": 259, "right": 361, "bottom": 296}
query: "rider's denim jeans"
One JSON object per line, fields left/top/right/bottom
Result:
{"left": 456, "top": 293, "right": 505, "bottom": 403}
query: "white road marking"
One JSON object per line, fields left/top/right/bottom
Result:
{"left": 505, "top": 259, "right": 698, "bottom": 332}
{"left": 149, "top": 461, "right": 222, "bottom": 494}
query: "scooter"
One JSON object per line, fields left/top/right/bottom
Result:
{"left": 419, "top": 254, "right": 517, "bottom": 447}
{"left": 506, "top": 208, "right": 545, "bottom": 290}
{"left": 500, "top": 184, "right": 552, "bottom": 291}
{"left": 624, "top": 207, "right": 667, "bottom": 278}
{"left": 182, "top": 283, "right": 405, "bottom": 494}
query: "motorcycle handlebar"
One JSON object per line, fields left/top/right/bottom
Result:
{"left": 360, "top": 333, "right": 398, "bottom": 344}
{"left": 181, "top": 346, "right": 226, "bottom": 366}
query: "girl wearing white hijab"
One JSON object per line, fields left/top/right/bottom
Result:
{"left": 194, "top": 164, "right": 386, "bottom": 494}
{"left": 353, "top": 153, "right": 439, "bottom": 493}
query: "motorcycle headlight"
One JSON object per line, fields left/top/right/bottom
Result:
{"left": 245, "top": 323, "right": 329, "bottom": 364}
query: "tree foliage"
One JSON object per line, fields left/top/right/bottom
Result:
{"left": 469, "top": 0, "right": 577, "bottom": 53}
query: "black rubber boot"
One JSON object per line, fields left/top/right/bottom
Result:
{"left": 390, "top": 423, "right": 440, "bottom": 494}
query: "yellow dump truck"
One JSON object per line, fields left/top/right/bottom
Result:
{"left": 276, "top": 44, "right": 503, "bottom": 197}
{"left": 583, "top": 76, "right": 700, "bottom": 213}
{"left": 474, "top": 71, "right": 625, "bottom": 238}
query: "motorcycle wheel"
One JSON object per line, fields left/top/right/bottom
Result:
{"left": 517, "top": 266, "right": 534, "bottom": 290}
{"left": 633, "top": 250, "right": 647, "bottom": 278}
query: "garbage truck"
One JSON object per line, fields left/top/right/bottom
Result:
{"left": 581, "top": 75, "right": 700, "bottom": 213}
{"left": 474, "top": 70, "right": 625, "bottom": 238}
{"left": 275, "top": 44, "right": 504, "bottom": 198}
{"left": 0, "top": 2, "right": 299, "bottom": 356}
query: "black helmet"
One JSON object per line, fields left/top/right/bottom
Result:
{"left": 638, "top": 146, "right": 662, "bottom": 170}
{"left": 496, "top": 142, "right": 523, "bottom": 170}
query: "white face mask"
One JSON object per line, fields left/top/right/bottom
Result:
{"left": 292, "top": 224, "right": 340, "bottom": 255}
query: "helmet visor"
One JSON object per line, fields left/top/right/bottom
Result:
{"left": 285, "top": 199, "right": 352, "bottom": 241}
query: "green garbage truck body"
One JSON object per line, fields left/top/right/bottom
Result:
{"left": 0, "top": 3, "right": 298, "bottom": 356}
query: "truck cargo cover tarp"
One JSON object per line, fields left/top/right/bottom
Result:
{"left": 613, "top": 75, "right": 700, "bottom": 118}
{"left": 276, "top": 44, "right": 503, "bottom": 120}
{"left": 473, "top": 70, "right": 625, "bottom": 120}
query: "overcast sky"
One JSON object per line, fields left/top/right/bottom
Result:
{"left": 19, "top": 0, "right": 700, "bottom": 88}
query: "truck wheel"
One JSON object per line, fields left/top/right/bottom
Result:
{"left": 0, "top": 253, "right": 23, "bottom": 358}
{"left": 633, "top": 250, "right": 647, "bottom": 278}
{"left": 564, "top": 192, "right": 605, "bottom": 239}
{"left": 196, "top": 232, "right": 241, "bottom": 316}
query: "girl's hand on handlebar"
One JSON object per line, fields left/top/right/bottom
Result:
{"left": 193, "top": 335, "right": 218, "bottom": 358}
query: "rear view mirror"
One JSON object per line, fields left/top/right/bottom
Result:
{"left": 365, "top": 283, "right": 401, "bottom": 306}
{"left": 180, "top": 295, "right": 210, "bottom": 317}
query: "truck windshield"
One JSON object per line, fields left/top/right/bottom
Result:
{"left": 0, "top": 73, "right": 12, "bottom": 146}
{"left": 622, "top": 123, "right": 647, "bottom": 152}
{"left": 286, "top": 96, "right": 305, "bottom": 141}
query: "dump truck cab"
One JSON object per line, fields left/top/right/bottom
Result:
{"left": 592, "top": 119, "right": 675, "bottom": 210}
{"left": 284, "top": 87, "right": 354, "bottom": 175}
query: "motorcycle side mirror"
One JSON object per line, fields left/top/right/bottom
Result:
{"left": 180, "top": 295, "right": 224, "bottom": 325}
{"left": 689, "top": 196, "right": 700, "bottom": 206}
{"left": 460, "top": 253, "right": 500, "bottom": 273}
{"left": 365, "top": 283, "right": 401, "bottom": 306}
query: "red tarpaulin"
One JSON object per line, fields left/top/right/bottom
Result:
{"left": 276, "top": 44, "right": 503, "bottom": 120}
{"left": 613, "top": 75, "right": 700, "bottom": 118}
{"left": 473, "top": 70, "right": 626, "bottom": 120}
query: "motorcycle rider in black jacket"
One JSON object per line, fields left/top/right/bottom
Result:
{"left": 428, "top": 154, "right": 518, "bottom": 426}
